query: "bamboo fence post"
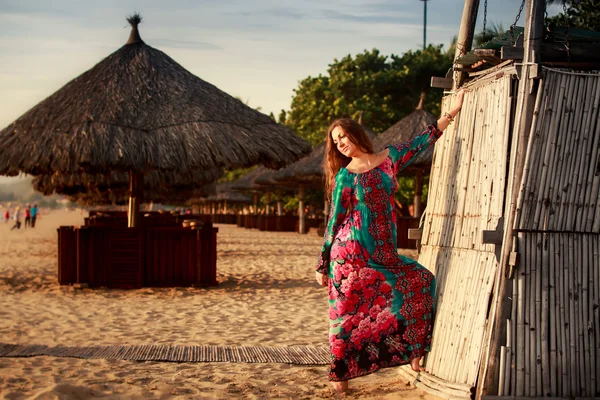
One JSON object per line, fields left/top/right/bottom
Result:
{"left": 546, "top": 76, "right": 567, "bottom": 232}
{"left": 516, "top": 232, "right": 526, "bottom": 396}
{"left": 575, "top": 234, "right": 584, "bottom": 396}
{"left": 591, "top": 235, "right": 600, "bottom": 392}
{"left": 584, "top": 78, "right": 600, "bottom": 231}
{"left": 533, "top": 74, "right": 565, "bottom": 230}
{"left": 466, "top": 255, "right": 496, "bottom": 385}
{"left": 457, "top": 251, "right": 481, "bottom": 382}
{"left": 559, "top": 233, "right": 570, "bottom": 396}
{"left": 527, "top": 232, "right": 535, "bottom": 396}
{"left": 567, "top": 233, "right": 577, "bottom": 393}
{"left": 575, "top": 77, "right": 594, "bottom": 231}
{"left": 517, "top": 73, "right": 550, "bottom": 231}
{"left": 504, "top": 318, "right": 513, "bottom": 395}
{"left": 535, "top": 233, "right": 543, "bottom": 395}
{"left": 573, "top": 77, "right": 592, "bottom": 231}
{"left": 554, "top": 73, "right": 578, "bottom": 231}
{"left": 582, "top": 234, "right": 592, "bottom": 396}
{"left": 549, "top": 232, "right": 558, "bottom": 396}
{"left": 541, "top": 232, "right": 550, "bottom": 396}
{"left": 499, "top": 345, "right": 506, "bottom": 396}
{"left": 564, "top": 81, "right": 586, "bottom": 231}
{"left": 511, "top": 277, "right": 518, "bottom": 396}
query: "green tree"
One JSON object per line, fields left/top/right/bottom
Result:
{"left": 546, "top": 0, "right": 600, "bottom": 31}
{"left": 473, "top": 22, "right": 506, "bottom": 47}
{"left": 286, "top": 46, "right": 453, "bottom": 146}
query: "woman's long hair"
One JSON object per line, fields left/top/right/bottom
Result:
{"left": 324, "top": 118, "right": 375, "bottom": 198}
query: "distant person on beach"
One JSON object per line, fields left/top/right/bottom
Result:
{"left": 30, "top": 204, "right": 38, "bottom": 228}
{"left": 24, "top": 205, "right": 31, "bottom": 228}
{"left": 3, "top": 209, "right": 8, "bottom": 223}
{"left": 315, "top": 91, "right": 465, "bottom": 394}
{"left": 10, "top": 207, "right": 21, "bottom": 230}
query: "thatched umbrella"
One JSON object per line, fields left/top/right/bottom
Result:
{"left": 0, "top": 14, "right": 311, "bottom": 227}
{"left": 196, "top": 182, "right": 252, "bottom": 214}
{"left": 33, "top": 169, "right": 222, "bottom": 197}
{"left": 67, "top": 182, "right": 216, "bottom": 207}
{"left": 371, "top": 108, "right": 437, "bottom": 216}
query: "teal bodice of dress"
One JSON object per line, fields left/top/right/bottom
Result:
{"left": 316, "top": 124, "right": 443, "bottom": 275}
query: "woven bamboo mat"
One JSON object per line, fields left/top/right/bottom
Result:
{"left": 0, "top": 343, "right": 329, "bottom": 365}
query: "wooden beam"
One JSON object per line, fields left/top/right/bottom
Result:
{"left": 453, "top": 0, "right": 481, "bottom": 89}
{"left": 431, "top": 76, "right": 453, "bottom": 89}
{"left": 476, "top": 0, "right": 546, "bottom": 397}
{"left": 408, "top": 228, "right": 423, "bottom": 240}
{"left": 468, "top": 59, "right": 514, "bottom": 77}
{"left": 501, "top": 46, "right": 524, "bottom": 60}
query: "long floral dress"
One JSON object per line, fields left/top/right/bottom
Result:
{"left": 316, "top": 124, "right": 442, "bottom": 382}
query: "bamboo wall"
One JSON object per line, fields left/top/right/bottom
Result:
{"left": 400, "top": 73, "right": 515, "bottom": 397}
{"left": 499, "top": 68, "right": 600, "bottom": 397}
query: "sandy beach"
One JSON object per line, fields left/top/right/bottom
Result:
{"left": 0, "top": 209, "right": 439, "bottom": 399}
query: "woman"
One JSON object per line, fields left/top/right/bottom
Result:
{"left": 315, "top": 91, "right": 465, "bottom": 393}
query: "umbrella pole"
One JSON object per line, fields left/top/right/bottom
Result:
{"left": 298, "top": 185, "right": 306, "bottom": 234}
{"left": 128, "top": 170, "right": 143, "bottom": 228}
{"left": 414, "top": 169, "right": 424, "bottom": 218}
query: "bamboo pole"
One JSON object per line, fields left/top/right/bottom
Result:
{"left": 511, "top": 278, "right": 518, "bottom": 396}
{"left": 516, "top": 232, "right": 526, "bottom": 396}
{"left": 499, "top": 345, "right": 506, "bottom": 396}
{"left": 548, "top": 232, "right": 558, "bottom": 396}
{"left": 454, "top": 251, "right": 480, "bottom": 382}
{"left": 527, "top": 232, "right": 534, "bottom": 396}
{"left": 567, "top": 233, "right": 577, "bottom": 393}
{"left": 540, "top": 233, "right": 550, "bottom": 396}
{"left": 584, "top": 79, "right": 600, "bottom": 232}
{"left": 554, "top": 73, "right": 578, "bottom": 231}
{"left": 453, "top": 0, "right": 481, "bottom": 89}
{"left": 558, "top": 233, "right": 570, "bottom": 396}
{"left": 503, "top": 318, "right": 513, "bottom": 395}
{"left": 564, "top": 83, "right": 587, "bottom": 231}
{"left": 417, "top": 370, "right": 474, "bottom": 393}
{"left": 594, "top": 235, "right": 600, "bottom": 394}
{"left": 574, "top": 77, "right": 594, "bottom": 231}
{"left": 546, "top": 73, "right": 568, "bottom": 232}
{"left": 573, "top": 77, "right": 592, "bottom": 232}
{"left": 575, "top": 235, "right": 584, "bottom": 396}
{"left": 413, "top": 380, "right": 471, "bottom": 400}
{"left": 466, "top": 255, "right": 497, "bottom": 385}
{"left": 582, "top": 234, "right": 592, "bottom": 396}
{"left": 533, "top": 74, "right": 565, "bottom": 230}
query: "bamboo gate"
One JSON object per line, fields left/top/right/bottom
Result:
{"left": 399, "top": 70, "right": 515, "bottom": 398}
{"left": 498, "top": 67, "right": 600, "bottom": 398}
{"left": 400, "top": 67, "right": 600, "bottom": 398}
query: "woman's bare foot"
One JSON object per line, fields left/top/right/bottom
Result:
{"left": 410, "top": 357, "right": 425, "bottom": 372}
{"left": 330, "top": 381, "right": 349, "bottom": 394}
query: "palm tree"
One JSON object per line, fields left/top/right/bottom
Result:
{"left": 474, "top": 22, "right": 506, "bottom": 47}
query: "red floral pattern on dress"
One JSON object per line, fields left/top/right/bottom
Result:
{"left": 317, "top": 125, "right": 442, "bottom": 382}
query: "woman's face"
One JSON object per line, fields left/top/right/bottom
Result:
{"left": 331, "top": 126, "right": 357, "bottom": 158}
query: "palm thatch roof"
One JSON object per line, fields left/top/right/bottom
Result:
{"left": 0, "top": 14, "right": 311, "bottom": 176}
{"left": 199, "top": 183, "right": 252, "bottom": 204}
{"left": 371, "top": 109, "right": 438, "bottom": 175}
{"left": 66, "top": 183, "right": 216, "bottom": 206}
{"left": 32, "top": 169, "right": 222, "bottom": 197}
{"left": 229, "top": 167, "right": 270, "bottom": 193}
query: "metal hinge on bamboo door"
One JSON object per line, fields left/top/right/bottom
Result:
{"left": 482, "top": 216, "right": 504, "bottom": 263}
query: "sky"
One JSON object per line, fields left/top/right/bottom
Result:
{"left": 0, "top": 0, "right": 561, "bottom": 183}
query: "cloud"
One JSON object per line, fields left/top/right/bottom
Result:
{"left": 149, "top": 38, "right": 222, "bottom": 51}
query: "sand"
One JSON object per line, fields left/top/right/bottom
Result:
{"left": 0, "top": 210, "right": 439, "bottom": 399}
